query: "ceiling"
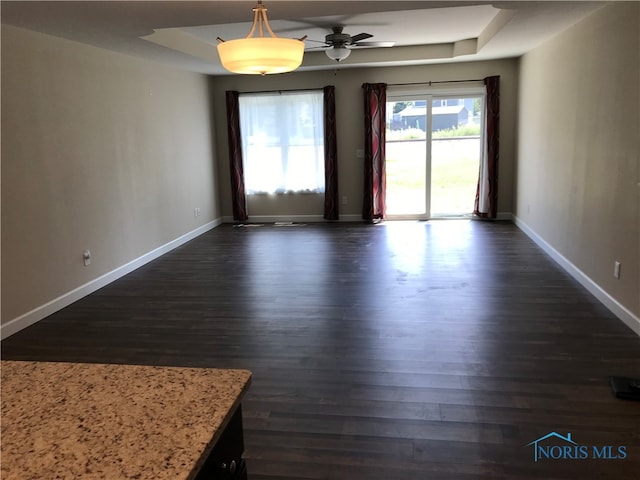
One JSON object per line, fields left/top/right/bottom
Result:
{"left": 1, "top": 1, "right": 606, "bottom": 75}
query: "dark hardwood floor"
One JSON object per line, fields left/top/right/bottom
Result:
{"left": 3, "top": 220, "right": 639, "bottom": 479}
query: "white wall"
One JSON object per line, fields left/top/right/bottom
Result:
{"left": 210, "top": 59, "right": 519, "bottom": 222}
{"left": 1, "top": 25, "right": 219, "bottom": 334}
{"left": 516, "top": 2, "right": 639, "bottom": 328}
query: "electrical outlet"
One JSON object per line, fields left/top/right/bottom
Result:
{"left": 341, "top": 196, "right": 348, "bottom": 205}
{"left": 194, "top": 207, "right": 201, "bottom": 217}
{"left": 83, "top": 250, "right": 91, "bottom": 267}
{"left": 614, "top": 261, "right": 621, "bottom": 279}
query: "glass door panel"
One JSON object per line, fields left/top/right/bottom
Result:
{"left": 385, "top": 99, "right": 428, "bottom": 218}
{"left": 430, "top": 96, "right": 482, "bottom": 218}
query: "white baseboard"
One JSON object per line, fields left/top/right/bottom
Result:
{"left": 514, "top": 216, "right": 640, "bottom": 337}
{"left": 220, "top": 213, "right": 512, "bottom": 224}
{"left": 221, "top": 214, "right": 364, "bottom": 224}
{"left": 247, "top": 214, "right": 325, "bottom": 223}
{"left": 1, "top": 219, "right": 222, "bottom": 340}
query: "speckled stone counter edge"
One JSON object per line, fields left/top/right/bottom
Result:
{"left": 1, "top": 361, "right": 252, "bottom": 480}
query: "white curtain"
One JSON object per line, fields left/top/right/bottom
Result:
{"left": 239, "top": 91, "right": 325, "bottom": 194}
{"left": 476, "top": 85, "right": 490, "bottom": 214}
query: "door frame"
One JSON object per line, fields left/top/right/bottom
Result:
{"left": 385, "top": 86, "right": 485, "bottom": 220}
{"left": 386, "top": 92, "right": 432, "bottom": 220}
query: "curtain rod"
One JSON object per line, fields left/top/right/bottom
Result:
{"left": 234, "top": 79, "right": 483, "bottom": 95}
{"left": 237, "top": 87, "right": 324, "bottom": 95}
{"left": 388, "top": 79, "right": 483, "bottom": 87}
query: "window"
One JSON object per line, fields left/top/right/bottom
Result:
{"left": 239, "top": 91, "right": 325, "bottom": 194}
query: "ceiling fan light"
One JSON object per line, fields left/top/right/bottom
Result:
{"left": 326, "top": 47, "right": 351, "bottom": 62}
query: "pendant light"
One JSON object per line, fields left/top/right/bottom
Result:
{"left": 217, "top": 1, "right": 306, "bottom": 75}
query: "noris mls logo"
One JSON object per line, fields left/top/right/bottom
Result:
{"left": 526, "top": 432, "right": 627, "bottom": 462}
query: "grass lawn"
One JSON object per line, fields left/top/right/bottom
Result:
{"left": 386, "top": 138, "right": 480, "bottom": 217}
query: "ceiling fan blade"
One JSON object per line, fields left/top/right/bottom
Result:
{"left": 305, "top": 45, "right": 331, "bottom": 51}
{"left": 351, "top": 41, "right": 395, "bottom": 48}
{"left": 305, "top": 38, "right": 330, "bottom": 44}
{"left": 349, "top": 32, "right": 373, "bottom": 44}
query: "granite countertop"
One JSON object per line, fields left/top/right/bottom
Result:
{"left": 1, "top": 361, "right": 252, "bottom": 480}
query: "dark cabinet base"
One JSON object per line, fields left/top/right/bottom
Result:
{"left": 195, "top": 405, "right": 247, "bottom": 480}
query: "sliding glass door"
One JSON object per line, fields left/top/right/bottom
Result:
{"left": 385, "top": 91, "right": 484, "bottom": 219}
{"left": 386, "top": 97, "right": 429, "bottom": 218}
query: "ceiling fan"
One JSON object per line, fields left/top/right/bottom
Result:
{"left": 307, "top": 26, "right": 395, "bottom": 62}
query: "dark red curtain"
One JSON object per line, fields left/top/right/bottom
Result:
{"left": 323, "top": 86, "right": 339, "bottom": 220}
{"left": 474, "top": 76, "right": 500, "bottom": 219}
{"left": 225, "top": 90, "right": 248, "bottom": 222}
{"left": 362, "top": 83, "right": 387, "bottom": 221}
